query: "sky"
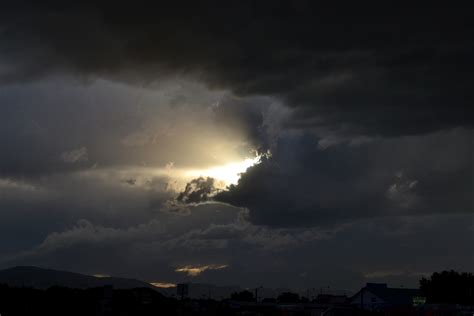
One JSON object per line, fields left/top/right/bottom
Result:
{"left": 0, "top": 1, "right": 473, "bottom": 292}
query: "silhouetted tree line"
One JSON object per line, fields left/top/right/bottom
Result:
{"left": 230, "top": 290, "right": 300, "bottom": 303}
{"left": 420, "top": 270, "right": 474, "bottom": 305}
{"left": 0, "top": 285, "right": 234, "bottom": 316}
{"left": 230, "top": 289, "right": 254, "bottom": 301}
{"left": 1, "top": 270, "right": 472, "bottom": 315}
{"left": 229, "top": 270, "right": 474, "bottom": 306}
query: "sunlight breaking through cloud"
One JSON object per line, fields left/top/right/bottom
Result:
{"left": 150, "top": 282, "right": 177, "bottom": 288}
{"left": 185, "top": 156, "right": 261, "bottom": 188}
{"left": 175, "top": 264, "right": 228, "bottom": 277}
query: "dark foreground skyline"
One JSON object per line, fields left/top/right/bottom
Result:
{"left": 0, "top": 266, "right": 473, "bottom": 316}
{"left": 0, "top": 1, "right": 473, "bottom": 291}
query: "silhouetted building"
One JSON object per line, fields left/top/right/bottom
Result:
{"left": 315, "top": 294, "right": 348, "bottom": 305}
{"left": 177, "top": 282, "right": 240, "bottom": 300}
{"left": 177, "top": 283, "right": 189, "bottom": 299}
{"left": 98, "top": 285, "right": 114, "bottom": 315}
{"left": 350, "top": 283, "right": 420, "bottom": 311}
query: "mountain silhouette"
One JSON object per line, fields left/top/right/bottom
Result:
{"left": 0, "top": 266, "right": 156, "bottom": 290}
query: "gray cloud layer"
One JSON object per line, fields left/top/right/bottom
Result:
{"left": 1, "top": 1, "right": 473, "bottom": 137}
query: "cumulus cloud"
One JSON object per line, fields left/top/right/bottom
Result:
{"left": 215, "top": 128, "right": 474, "bottom": 227}
{"left": 177, "top": 177, "right": 217, "bottom": 204}
{"left": 1, "top": 200, "right": 337, "bottom": 271}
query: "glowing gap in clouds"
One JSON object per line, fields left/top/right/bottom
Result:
{"left": 175, "top": 264, "right": 228, "bottom": 277}
{"left": 185, "top": 156, "right": 261, "bottom": 188}
{"left": 150, "top": 282, "right": 177, "bottom": 288}
{"left": 93, "top": 274, "right": 111, "bottom": 278}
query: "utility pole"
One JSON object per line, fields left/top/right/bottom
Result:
{"left": 255, "top": 286, "right": 263, "bottom": 303}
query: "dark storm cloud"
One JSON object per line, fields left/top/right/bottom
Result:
{"left": 1, "top": 0, "right": 473, "bottom": 291}
{"left": 1, "top": 1, "right": 473, "bottom": 137}
{"left": 215, "top": 128, "right": 473, "bottom": 227}
{"left": 177, "top": 177, "right": 216, "bottom": 204}
{"left": 212, "top": 96, "right": 266, "bottom": 150}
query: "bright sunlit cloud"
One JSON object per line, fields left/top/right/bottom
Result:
{"left": 185, "top": 156, "right": 261, "bottom": 188}
{"left": 72, "top": 153, "right": 264, "bottom": 193}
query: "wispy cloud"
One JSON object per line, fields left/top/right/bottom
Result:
{"left": 60, "top": 147, "right": 88, "bottom": 163}
{"left": 175, "top": 264, "right": 228, "bottom": 277}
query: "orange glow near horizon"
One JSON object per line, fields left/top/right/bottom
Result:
{"left": 175, "top": 264, "right": 228, "bottom": 277}
{"left": 150, "top": 282, "right": 177, "bottom": 288}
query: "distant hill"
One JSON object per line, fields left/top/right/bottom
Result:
{"left": 0, "top": 266, "right": 156, "bottom": 290}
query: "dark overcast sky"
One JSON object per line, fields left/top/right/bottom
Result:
{"left": 0, "top": 1, "right": 473, "bottom": 291}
